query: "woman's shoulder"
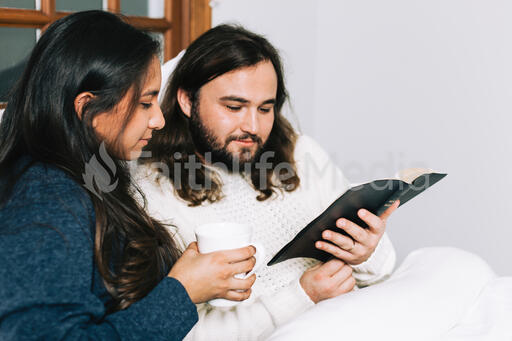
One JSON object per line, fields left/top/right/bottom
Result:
{"left": 18, "top": 161, "right": 90, "bottom": 202}
{"left": 2, "top": 160, "right": 95, "bottom": 234}
{"left": 21, "top": 161, "right": 83, "bottom": 188}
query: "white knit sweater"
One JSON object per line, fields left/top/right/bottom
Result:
{"left": 133, "top": 135, "right": 396, "bottom": 341}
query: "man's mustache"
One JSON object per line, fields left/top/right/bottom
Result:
{"left": 225, "top": 133, "right": 262, "bottom": 146}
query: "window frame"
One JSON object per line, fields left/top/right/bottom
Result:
{"left": 0, "top": 0, "right": 211, "bottom": 109}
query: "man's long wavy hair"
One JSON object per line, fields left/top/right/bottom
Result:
{"left": 0, "top": 11, "right": 180, "bottom": 311}
{"left": 142, "top": 25, "right": 300, "bottom": 206}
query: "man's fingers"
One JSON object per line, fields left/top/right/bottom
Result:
{"left": 187, "top": 241, "right": 199, "bottom": 251}
{"left": 379, "top": 200, "right": 400, "bottom": 222}
{"left": 336, "top": 218, "right": 368, "bottom": 243}
{"left": 315, "top": 241, "right": 354, "bottom": 262}
{"left": 309, "top": 263, "right": 322, "bottom": 271}
{"left": 356, "top": 209, "right": 385, "bottom": 234}
{"left": 333, "top": 276, "right": 356, "bottom": 295}
{"left": 322, "top": 230, "right": 356, "bottom": 251}
{"left": 331, "top": 264, "right": 353, "bottom": 285}
{"left": 318, "top": 258, "right": 346, "bottom": 276}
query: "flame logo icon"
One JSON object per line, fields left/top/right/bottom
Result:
{"left": 82, "top": 142, "right": 119, "bottom": 199}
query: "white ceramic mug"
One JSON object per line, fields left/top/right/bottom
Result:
{"left": 195, "top": 222, "right": 265, "bottom": 307}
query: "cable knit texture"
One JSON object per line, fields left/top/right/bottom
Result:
{"left": 133, "top": 135, "right": 396, "bottom": 341}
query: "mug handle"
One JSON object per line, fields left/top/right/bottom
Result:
{"left": 238, "top": 242, "right": 266, "bottom": 279}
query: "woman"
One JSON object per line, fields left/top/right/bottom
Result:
{"left": 0, "top": 11, "right": 256, "bottom": 340}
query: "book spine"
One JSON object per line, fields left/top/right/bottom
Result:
{"left": 375, "top": 184, "right": 409, "bottom": 216}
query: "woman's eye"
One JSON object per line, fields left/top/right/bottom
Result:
{"left": 259, "top": 107, "right": 272, "bottom": 113}
{"left": 141, "top": 103, "right": 152, "bottom": 109}
{"left": 227, "top": 105, "right": 241, "bottom": 111}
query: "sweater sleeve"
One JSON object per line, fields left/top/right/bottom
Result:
{"left": 351, "top": 232, "right": 396, "bottom": 286}
{"left": 296, "top": 135, "right": 396, "bottom": 287}
{"left": 0, "top": 168, "right": 197, "bottom": 341}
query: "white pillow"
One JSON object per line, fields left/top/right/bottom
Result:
{"left": 159, "top": 50, "right": 185, "bottom": 103}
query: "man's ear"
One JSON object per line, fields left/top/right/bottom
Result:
{"left": 74, "top": 92, "right": 94, "bottom": 123}
{"left": 177, "top": 88, "right": 192, "bottom": 118}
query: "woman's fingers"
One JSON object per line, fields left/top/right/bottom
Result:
{"left": 230, "top": 274, "right": 257, "bottom": 291}
{"left": 218, "top": 245, "right": 256, "bottom": 262}
{"left": 224, "top": 288, "right": 253, "bottom": 301}
{"left": 230, "top": 257, "right": 257, "bottom": 276}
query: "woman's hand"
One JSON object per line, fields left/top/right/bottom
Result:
{"left": 168, "top": 242, "right": 257, "bottom": 304}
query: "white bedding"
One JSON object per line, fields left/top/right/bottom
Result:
{"left": 267, "top": 247, "right": 511, "bottom": 341}
{"left": 442, "top": 277, "right": 512, "bottom": 340}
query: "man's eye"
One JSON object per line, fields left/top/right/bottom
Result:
{"left": 141, "top": 103, "right": 152, "bottom": 109}
{"left": 227, "top": 105, "right": 241, "bottom": 111}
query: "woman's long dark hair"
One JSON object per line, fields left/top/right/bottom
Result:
{"left": 0, "top": 10, "right": 180, "bottom": 311}
{"left": 142, "top": 24, "right": 300, "bottom": 206}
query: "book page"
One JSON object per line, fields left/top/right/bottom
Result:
{"left": 349, "top": 167, "right": 435, "bottom": 188}
{"left": 396, "top": 168, "right": 434, "bottom": 184}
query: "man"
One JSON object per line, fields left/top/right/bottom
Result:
{"left": 135, "top": 25, "right": 398, "bottom": 340}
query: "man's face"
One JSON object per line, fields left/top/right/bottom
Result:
{"left": 186, "top": 61, "right": 277, "bottom": 169}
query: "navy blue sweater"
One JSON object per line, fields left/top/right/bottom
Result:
{"left": 0, "top": 161, "right": 198, "bottom": 340}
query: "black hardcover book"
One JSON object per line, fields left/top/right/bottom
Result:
{"left": 267, "top": 168, "right": 447, "bottom": 266}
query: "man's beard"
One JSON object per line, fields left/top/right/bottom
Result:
{"left": 188, "top": 99, "right": 265, "bottom": 173}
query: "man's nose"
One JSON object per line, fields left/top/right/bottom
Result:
{"left": 240, "top": 109, "right": 259, "bottom": 135}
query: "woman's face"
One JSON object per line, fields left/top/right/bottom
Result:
{"left": 93, "top": 56, "right": 164, "bottom": 160}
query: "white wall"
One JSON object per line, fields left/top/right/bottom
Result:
{"left": 212, "top": 0, "right": 512, "bottom": 275}
{"left": 212, "top": 0, "right": 318, "bottom": 131}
